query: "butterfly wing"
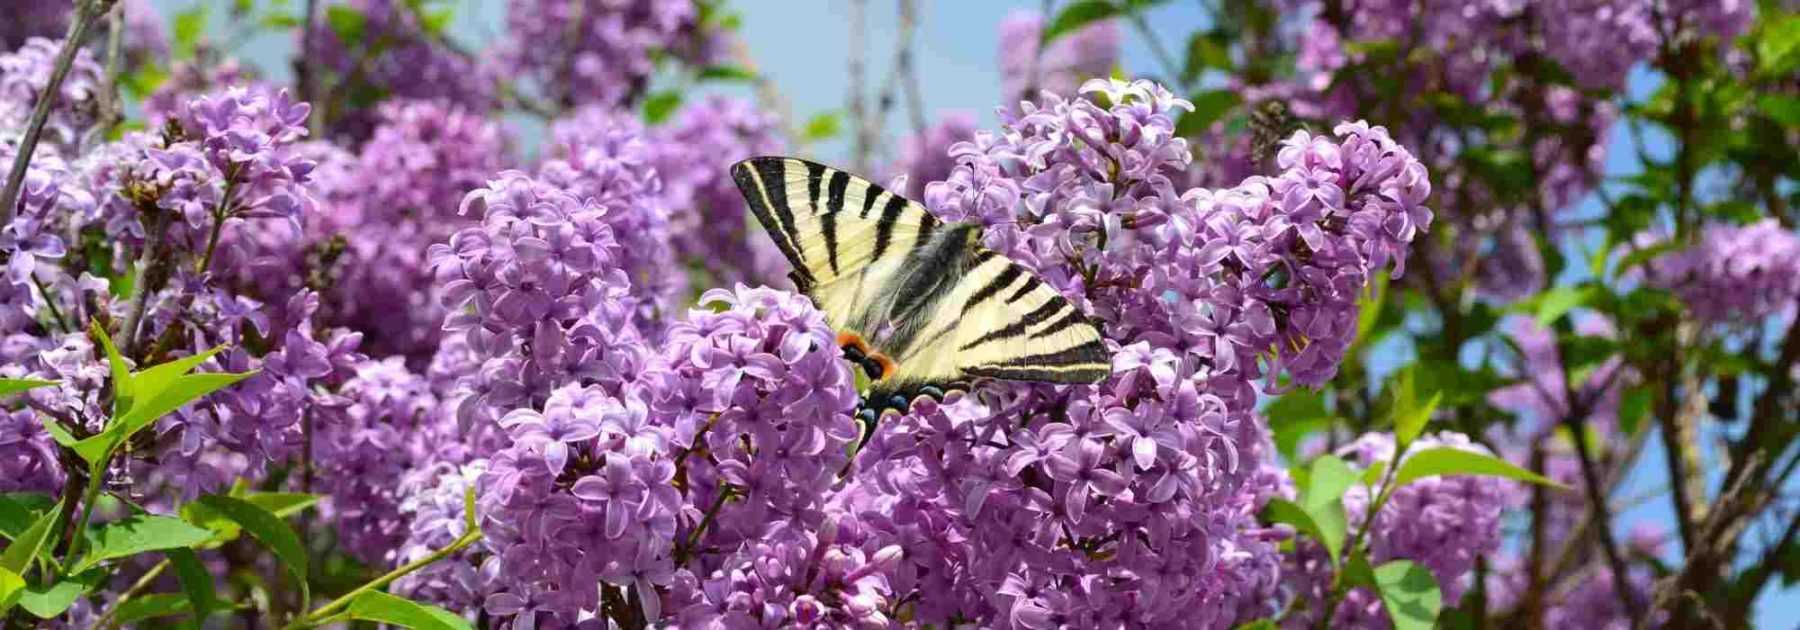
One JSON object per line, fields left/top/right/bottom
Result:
{"left": 886, "top": 252, "right": 1111, "bottom": 391}
{"left": 733, "top": 156, "right": 1111, "bottom": 408}
{"left": 731, "top": 156, "right": 937, "bottom": 332}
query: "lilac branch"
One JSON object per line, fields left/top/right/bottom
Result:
{"left": 0, "top": 0, "right": 112, "bottom": 230}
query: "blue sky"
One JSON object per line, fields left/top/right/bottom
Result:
{"left": 144, "top": 1, "right": 1796, "bottom": 626}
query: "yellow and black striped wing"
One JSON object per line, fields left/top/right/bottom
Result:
{"left": 730, "top": 156, "right": 938, "bottom": 330}
{"left": 891, "top": 252, "right": 1110, "bottom": 387}
{"left": 731, "top": 155, "right": 1110, "bottom": 404}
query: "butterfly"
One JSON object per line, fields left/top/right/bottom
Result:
{"left": 730, "top": 156, "right": 1112, "bottom": 432}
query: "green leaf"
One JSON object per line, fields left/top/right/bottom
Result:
{"left": 0, "top": 499, "right": 63, "bottom": 576}
{"left": 18, "top": 578, "right": 90, "bottom": 619}
{"left": 420, "top": 5, "right": 455, "bottom": 35}
{"left": 1758, "top": 14, "right": 1800, "bottom": 76}
{"left": 642, "top": 91, "right": 682, "bottom": 125}
{"left": 1182, "top": 31, "right": 1232, "bottom": 82}
{"left": 40, "top": 420, "right": 80, "bottom": 453}
{"left": 90, "top": 321, "right": 132, "bottom": 415}
{"left": 1261, "top": 497, "right": 1344, "bottom": 565}
{"left": 1355, "top": 274, "right": 1389, "bottom": 345}
{"left": 347, "top": 591, "right": 474, "bottom": 630}
{"left": 114, "top": 593, "right": 192, "bottom": 625}
{"left": 1041, "top": 1, "right": 1120, "bottom": 45}
{"left": 1372, "top": 560, "right": 1443, "bottom": 630}
{"left": 1299, "top": 456, "right": 1356, "bottom": 509}
{"left": 1617, "top": 385, "right": 1652, "bottom": 436}
{"left": 1528, "top": 286, "right": 1595, "bottom": 327}
{"left": 1760, "top": 93, "right": 1800, "bottom": 127}
{"left": 698, "top": 65, "right": 757, "bottom": 82}
{"left": 73, "top": 515, "right": 214, "bottom": 573}
{"left": 167, "top": 547, "right": 219, "bottom": 619}
{"left": 1175, "top": 89, "right": 1241, "bottom": 137}
{"left": 463, "top": 484, "right": 479, "bottom": 534}
{"left": 1264, "top": 390, "right": 1332, "bottom": 461}
{"left": 0, "top": 494, "right": 52, "bottom": 540}
{"left": 172, "top": 7, "right": 209, "bottom": 58}
{"left": 1396, "top": 391, "right": 1441, "bottom": 450}
{"left": 127, "top": 345, "right": 228, "bottom": 414}
{"left": 0, "top": 379, "right": 54, "bottom": 398}
{"left": 1234, "top": 620, "right": 1277, "bottom": 630}
{"left": 803, "top": 112, "right": 842, "bottom": 142}
{"left": 1341, "top": 550, "right": 1378, "bottom": 588}
{"left": 1393, "top": 446, "right": 1564, "bottom": 490}
{"left": 1361, "top": 460, "right": 1388, "bottom": 488}
{"left": 1387, "top": 366, "right": 1439, "bottom": 450}
{"left": 78, "top": 370, "right": 256, "bottom": 466}
{"left": 326, "top": 5, "right": 368, "bottom": 44}
{"left": 0, "top": 567, "right": 23, "bottom": 615}
{"left": 241, "top": 492, "right": 321, "bottom": 519}
{"left": 191, "top": 496, "right": 308, "bottom": 600}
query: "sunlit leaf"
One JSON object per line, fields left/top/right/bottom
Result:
{"left": 347, "top": 591, "right": 474, "bottom": 630}
{"left": 1393, "top": 447, "right": 1564, "bottom": 490}
{"left": 1041, "top": 1, "right": 1120, "bottom": 46}
{"left": 73, "top": 515, "right": 214, "bottom": 573}
{"left": 0, "top": 379, "right": 54, "bottom": 398}
{"left": 1372, "top": 560, "right": 1443, "bottom": 630}
{"left": 0, "top": 499, "right": 63, "bottom": 575}
{"left": 190, "top": 496, "right": 308, "bottom": 602}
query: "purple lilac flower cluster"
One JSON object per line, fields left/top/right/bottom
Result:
{"left": 302, "top": 0, "right": 494, "bottom": 137}
{"left": 1255, "top": 0, "right": 1747, "bottom": 304}
{"left": 0, "top": 38, "right": 105, "bottom": 152}
{"left": 314, "top": 100, "right": 513, "bottom": 360}
{"left": 1650, "top": 219, "right": 1800, "bottom": 326}
{"left": 651, "top": 95, "right": 791, "bottom": 287}
{"left": 891, "top": 111, "right": 977, "bottom": 199}
{"left": 541, "top": 106, "right": 680, "bottom": 331}
{"left": 498, "top": 0, "right": 720, "bottom": 108}
{"left": 0, "top": 0, "right": 167, "bottom": 72}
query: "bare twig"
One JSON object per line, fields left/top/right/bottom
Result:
{"left": 848, "top": 0, "right": 871, "bottom": 171}
{"left": 95, "top": 1, "right": 126, "bottom": 136}
{"left": 301, "top": 0, "right": 322, "bottom": 136}
{"left": 0, "top": 0, "right": 111, "bottom": 230}
{"left": 895, "top": 0, "right": 927, "bottom": 142}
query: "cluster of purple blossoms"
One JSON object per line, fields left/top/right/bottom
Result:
{"left": 498, "top": 0, "right": 721, "bottom": 108}
{"left": 650, "top": 95, "right": 791, "bottom": 287}
{"left": 0, "top": 38, "right": 105, "bottom": 152}
{"left": 997, "top": 9, "right": 1122, "bottom": 104}
{"left": 712, "top": 78, "right": 1422, "bottom": 627}
{"left": 891, "top": 111, "right": 977, "bottom": 199}
{"left": 651, "top": 286, "right": 866, "bottom": 624}
{"left": 541, "top": 106, "right": 679, "bottom": 331}
{"left": 428, "top": 171, "right": 651, "bottom": 428}
{"left": 311, "top": 100, "right": 513, "bottom": 360}
{"left": 302, "top": 0, "right": 494, "bottom": 137}
{"left": 0, "top": 0, "right": 167, "bottom": 72}
{"left": 1650, "top": 219, "right": 1800, "bottom": 326}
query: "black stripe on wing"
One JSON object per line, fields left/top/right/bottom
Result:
{"left": 732, "top": 160, "right": 815, "bottom": 286}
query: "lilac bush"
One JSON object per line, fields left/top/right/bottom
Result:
{"left": 0, "top": 0, "right": 1791, "bottom": 628}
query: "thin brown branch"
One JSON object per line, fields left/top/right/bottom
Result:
{"left": 848, "top": 0, "right": 872, "bottom": 171}
{"left": 0, "top": 0, "right": 111, "bottom": 229}
{"left": 95, "top": 1, "right": 125, "bottom": 135}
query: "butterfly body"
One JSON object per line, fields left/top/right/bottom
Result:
{"left": 731, "top": 157, "right": 1111, "bottom": 419}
